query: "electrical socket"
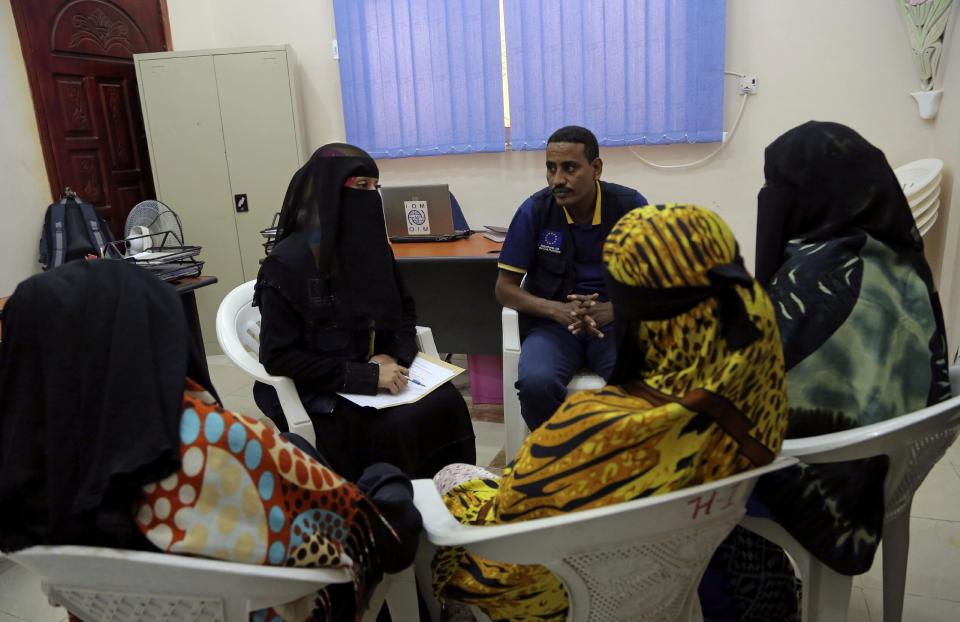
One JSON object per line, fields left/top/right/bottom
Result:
{"left": 738, "top": 75, "right": 758, "bottom": 95}
{"left": 331, "top": 39, "right": 340, "bottom": 60}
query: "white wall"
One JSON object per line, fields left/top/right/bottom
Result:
{"left": 0, "top": 2, "right": 53, "bottom": 295}
{"left": 166, "top": 0, "right": 960, "bottom": 340}
{"left": 930, "top": 12, "right": 960, "bottom": 355}
{"left": 166, "top": 0, "right": 345, "bottom": 156}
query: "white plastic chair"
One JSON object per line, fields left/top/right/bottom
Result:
{"left": 413, "top": 457, "right": 798, "bottom": 622}
{"left": 215, "top": 279, "right": 430, "bottom": 621}
{"left": 7, "top": 544, "right": 353, "bottom": 622}
{"left": 502, "top": 307, "right": 605, "bottom": 462}
{"left": 216, "top": 279, "right": 440, "bottom": 448}
{"left": 740, "top": 365, "right": 960, "bottom": 622}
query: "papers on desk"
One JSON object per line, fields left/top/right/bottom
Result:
{"left": 337, "top": 353, "right": 464, "bottom": 409}
{"left": 482, "top": 225, "right": 507, "bottom": 243}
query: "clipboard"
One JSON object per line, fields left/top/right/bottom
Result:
{"left": 338, "top": 353, "right": 463, "bottom": 409}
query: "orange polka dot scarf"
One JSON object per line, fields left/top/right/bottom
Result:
{"left": 135, "top": 380, "right": 391, "bottom": 621}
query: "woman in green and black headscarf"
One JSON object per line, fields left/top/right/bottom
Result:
{"left": 703, "top": 121, "right": 951, "bottom": 621}
{"left": 756, "top": 121, "right": 950, "bottom": 571}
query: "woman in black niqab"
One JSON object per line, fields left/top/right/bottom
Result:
{"left": 262, "top": 142, "right": 404, "bottom": 331}
{"left": 253, "top": 143, "right": 476, "bottom": 481}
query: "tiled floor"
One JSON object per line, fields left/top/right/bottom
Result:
{"left": 3, "top": 355, "right": 960, "bottom": 621}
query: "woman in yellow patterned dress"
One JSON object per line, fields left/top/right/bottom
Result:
{"left": 432, "top": 204, "right": 789, "bottom": 621}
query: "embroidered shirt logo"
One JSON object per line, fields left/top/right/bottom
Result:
{"left": 538, "top": 230, "right": 563, "bottom": 253}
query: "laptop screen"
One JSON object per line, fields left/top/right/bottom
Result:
{"left": 380, "top": 184, "right": 456, "bottom": 239}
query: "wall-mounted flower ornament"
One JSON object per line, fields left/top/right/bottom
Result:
{"left": 898, "top": 0, "right": 954, "bottom": 117}
{"left": 900, "top": 0, "right": 953, "bottom": 89}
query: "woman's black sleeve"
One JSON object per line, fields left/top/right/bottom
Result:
{"left": 377, "top": 260, "right": 419, "bottom": 367}
{"left": 258, "top": 287, "right": 378, "bottom": 394}
{"left": 355, "top": 463, "right": 422, "bottom": 573}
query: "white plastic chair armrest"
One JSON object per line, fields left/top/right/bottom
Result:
{"left": 412, "top": 458, "right": 796, "bottom": 561}
{"left": 12, "top": 546, "right": 352, "bottom": 621}
{"left": 413, "top": 478, "right": 579, "bottom": 560}
{"left": 12, "top": 545, "right": 353, "bottom": 580}
{"left": 502, "top": 307, "right": 520, "bottom": 352}
{"left": 781, "top": 367, "right": 960, "bottom": 463}
{"left": 271, "top": 376, "right": 313, "bottom": 442}
{"left": 415, "top": 326, "right": 439, "bottom": 358}
{"left": 780, "top": 393, "right": 960, "bottom": 463}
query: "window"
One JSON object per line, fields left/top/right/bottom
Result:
{"left": 504, "top": 0, "right": 726, "bottom": 150}
{"left": 334, "top": 0, "right": 726, "bottom": 158}
{"left": 333, "top": 0, "right": 505, "bottom": 158}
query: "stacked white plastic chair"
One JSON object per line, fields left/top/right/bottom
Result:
{"left": 413, "top": 457, "right": 797, "bottom": 622}
{"left": 894, "top": 158, "right": 943, "bottom": 237}
{"left": 502, "top": 307, "right": 605, "bottom": 461}
{"left": 741, "top": 366, "right": 960, "bottom": 622}
{"left": 216, "top": 279, "right": 426, "bottom": 622}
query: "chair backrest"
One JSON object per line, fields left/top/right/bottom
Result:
{"left": 215, "top": 280, "right": 274, "bottom": 385}
{"left": 417, "top": 457, "right": 796, "bottom": 622}
{"left": 781, "top": 366, "right": 960, "bottom": 522}
{"left": 216, "top": 279, "right": 439, "bottom": 383}
{"left": 217, "top": 279, "right": 260, "bottom": 356}
{"left": 450, "top": 192, "right": 469, "bottom": 231}
{"left": 8, "top": 545, "right": 352, "bottom": 622}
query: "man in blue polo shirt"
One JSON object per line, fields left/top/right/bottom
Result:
{"left": 496, "top": 126, "right": 647, "bottom": 431}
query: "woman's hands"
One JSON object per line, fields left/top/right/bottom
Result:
{"left": 371, "top": 354, "right": 409, "bottom": 394}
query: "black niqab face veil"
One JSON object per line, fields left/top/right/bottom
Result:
{"left": 754, "top": 121, "right": 923, "bottom": 285}
{"left": 257, "top": 143, "right": 402, "bottom": 330}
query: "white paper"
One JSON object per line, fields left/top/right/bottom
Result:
{"left": 130, "top": 250, "right": 168, "bottom": 262}
{"left": 338, "top": 354, "right": 462, "bottom": 409}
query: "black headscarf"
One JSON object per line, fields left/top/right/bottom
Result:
{"left": 755, "top": 122, "right": 947, "bottom": 390}
{"left": 755, "top": 121, "right": 925, "bottom": 285}
{"left": 0, "top": 260, "right": 215, "bottom": 551}
{"left": 255, "top": 143, "right": 402, "bottom": 330}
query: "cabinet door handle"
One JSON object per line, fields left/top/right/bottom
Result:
{"left": 234, "top": 194, "right": 249, "bottom": 213}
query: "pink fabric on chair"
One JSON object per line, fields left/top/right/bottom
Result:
{"left": 467, "top": 354, "right": 503, "bottom": 405}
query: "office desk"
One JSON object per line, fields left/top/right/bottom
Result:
{"left": 391, "top": 234, "right": 502, "bottom": 355}
{"left": 169, "top": 275, "right": 218, "bottom": 377}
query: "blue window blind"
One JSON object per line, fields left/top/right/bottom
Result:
{"left": 333, "top": 0, "right": 505, "bottom": 158}
{"left": 503, "top": 0, "right": 726, "bottom": 150}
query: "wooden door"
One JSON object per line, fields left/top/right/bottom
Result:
{"left": 11, "top": 0, "right": 170, "bottom": 236}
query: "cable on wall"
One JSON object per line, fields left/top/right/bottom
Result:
{"left": 629, "top": 70, "right": 754, "bottom": 170}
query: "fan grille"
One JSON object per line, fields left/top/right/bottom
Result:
{"left": 125, "top": 201, "right": 185, "bottom": 246}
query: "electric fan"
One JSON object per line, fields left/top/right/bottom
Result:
{"left": 123, "top": 200, "right": 186, "bottom": 254}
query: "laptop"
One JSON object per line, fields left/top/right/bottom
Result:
{"left": 381, "top": 184, "right": 470, "bottom": 242}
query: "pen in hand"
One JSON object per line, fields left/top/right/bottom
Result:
{"left": 408, "top": 377, "right": 425, "bottom": 387}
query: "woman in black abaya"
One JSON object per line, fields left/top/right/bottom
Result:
{"left": 253, "top": 143, "right": 476, "bottom": 481}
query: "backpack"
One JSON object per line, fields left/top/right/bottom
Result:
{"left": 38, "top": 196, "right": 116, "bottom": 270}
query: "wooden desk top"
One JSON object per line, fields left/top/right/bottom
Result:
{"left": 390, "top": 233, "right": 503, "bottom": 262}
{"left": 171, "top": 274, "right": 218, "bottom": 294}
